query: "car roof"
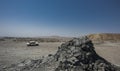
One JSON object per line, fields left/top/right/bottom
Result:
{"left": 29, "top": 41, "right": 36, "bottom": 42}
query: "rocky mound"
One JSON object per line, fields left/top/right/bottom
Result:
{"left": 1, "top": 36, "right": 120, "bottom": 71}
{"left": 87, "top": 33, "right": 120, "bottom": 42}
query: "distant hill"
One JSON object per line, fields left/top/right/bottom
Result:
{"left": 87, "top": 33, "right": 120, "bottom": 42}
{"left": 1, "top": 36, "right": 72, "bottom": 42}
{"left": 1, "top": 33, "right": 120, "bottom": 42}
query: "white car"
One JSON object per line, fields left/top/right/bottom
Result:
{"left": 26, "top": 41, "right": 39, "bottom": 46}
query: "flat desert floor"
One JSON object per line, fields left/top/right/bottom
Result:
{"left": 0, "top": 40, "right": 120, "bottom": 68}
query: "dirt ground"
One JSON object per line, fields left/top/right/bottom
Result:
{"left": 94, "top": 42, "right": 120, "bottom": 66}
{"left": 0, "top": 40, "right": 120, "bottom": 67}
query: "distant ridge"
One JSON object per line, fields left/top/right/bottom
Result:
{"left": 87, "top": 33, "right": 120, "bottom": 42}
{"left": 1, "top": 33, "right": 120, "bottom": 42}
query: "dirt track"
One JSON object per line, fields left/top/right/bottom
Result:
{"left": 0, "top": 40, "right": 120, "bottom": 67}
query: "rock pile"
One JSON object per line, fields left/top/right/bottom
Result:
{"left": 54, "top": 36, "right": 119, "bottom": 71}
{"left": 1, "top": 36, "right": 120, "bottom": 71}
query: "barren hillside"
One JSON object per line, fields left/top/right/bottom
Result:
{"left": 87, "top": 33, "right": 120, "bottom": 42}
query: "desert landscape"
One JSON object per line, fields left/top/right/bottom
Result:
{"left": 1, "top": 0, "right": 120, "bottom": 70}
{"left": 0, "top": 33, "right": 120, "bottom": 70}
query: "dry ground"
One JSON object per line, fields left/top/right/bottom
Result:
{"left": 0, "top": 40, "right": 120, "bottom": 68}
{"left": 94, "top": 42, "right": 120, "bottom": 66}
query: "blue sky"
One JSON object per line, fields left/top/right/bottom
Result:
{"left": 0, "top": 0, "right": 120, "bottom": 37}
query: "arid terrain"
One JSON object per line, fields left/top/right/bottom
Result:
{"left": 0, "top": 40, "right": 62, "bottom": 68}
{"left": 88, "top": 33, "right": 120, "bottom": 42}
{"left": 0, "top": 33, "right": 120, "bottom": 69}
{"left": 0, "top": 40, "right": 120, "bottom": 67}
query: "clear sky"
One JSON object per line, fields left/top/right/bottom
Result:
{"left": 0, "top": 0, "right": 120, "bottom": 37}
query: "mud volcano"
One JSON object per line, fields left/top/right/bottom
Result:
{"left": 2, "top": 36, "right": 120, "bottom": 71}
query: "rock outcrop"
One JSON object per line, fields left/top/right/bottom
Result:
{"left": 1, "top": 36, "right": 120, "bottom": 71}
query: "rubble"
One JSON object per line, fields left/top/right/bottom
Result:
{"left": 1, "top": 36, "right": 120, "bottom": 71}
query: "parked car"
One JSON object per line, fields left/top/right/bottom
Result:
{"left": 26, "top": 41, "right": 39, "bottom": 46}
